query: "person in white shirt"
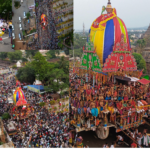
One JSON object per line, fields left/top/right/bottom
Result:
{"left": 110, "top": 142, "right": 115, "bottom": 148}
{"left": 136, "top": 133, "right": 142, "bottom": 148}
{"left": 142, "top": 133, "right": 150, "bottom": 147}
{"left": 116, "top": 135, "right": 123, "bottom": 145}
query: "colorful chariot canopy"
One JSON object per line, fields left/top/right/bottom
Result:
{"left": 13, "top": 87, "right": 27, "bottom": 106}
{"left": 103, "top": 34, "right": 137, "bottom": 72}
{"left": 89, "top": 0, "right": 131, "bottom": 65}
{"left": 41, "top": 14, "right": 46, "bottom": 22}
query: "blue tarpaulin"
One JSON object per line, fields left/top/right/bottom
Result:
{"left": 27, "top": 85, "right": 45, "bottom": 93}
{"left": 23, "top": 86, "right": 28, "bottom": 89}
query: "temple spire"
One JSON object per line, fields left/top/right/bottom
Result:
{"left": 106, "top": 0, "right": 113, "bottom": 14}
{"left": 108, "top": 0, "right": 111, "bottom": 4}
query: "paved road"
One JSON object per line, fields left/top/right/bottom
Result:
{"left": 79, "top": 123, "right": 150, "bottom": 148}
{"left": 0, "top": 33, "right": 14, "bottom": 52}
{"left": 12, "top": 0, "right": 29, "bottom": 50}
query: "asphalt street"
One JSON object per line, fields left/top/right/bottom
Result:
{"left": 12, "top": 0, "right": 29, "bottom": 41}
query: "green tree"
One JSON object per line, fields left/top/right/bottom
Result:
{"left": 0, "top": 0, "right": 12, "bottom": 20}
{"left": 136, "top": 39, "right": 146, "bottom": 48}
{"left": 7, "top": 51, "right": 22, "bottom": 62}
{"left": 46, "top": 50, "right": 60, "bottom": 59}
{"left": 16, "top": 63, "right": 35, "bottom": 83}
{"left": 2, "top": 112, "right": 10, "bottom": 120}
{"left": 139, "top": 59, "right": 147, "bottom": 74}
{"left": 64, "top": 50, "right": 69, "bottom": 56}
{"left": 45, "top": 68, "right": 67, "bottom": 93}
{"left": 26, "top": 12, "right": 30, "bottom": 19}
{"left": 14, "top": 1, "right": 20, "bottom": 8}
{"left": 133, "top": 53, "right": 147, "bottom": 73}
{"left": 58, "top": 56, "right": 68, "bottom": 73}
{"left": 0, "top": 52, "right": 8, "bottom": 60}
{"left": 31, "top": 52, "right": 48, "bottom": 83}
{"left": 21, "top": 57, "right": 28, "bottom": 63}
{"left": 25, "top": 50, "right": 38, "bottom": 59}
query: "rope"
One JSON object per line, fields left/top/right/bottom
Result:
{"left": 122, "top": 130, "right": 143, "bottom": 148}
{"left": 144, "top": 119, "right": 150, "bottom": 127}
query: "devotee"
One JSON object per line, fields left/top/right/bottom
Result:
{"left": 0, "top": 68, "right": 69, "bottom": 148}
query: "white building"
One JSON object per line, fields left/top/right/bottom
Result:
{"left": 16, "top": 60, "right": 22, "bottom": 67}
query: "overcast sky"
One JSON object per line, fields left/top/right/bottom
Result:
{"left": 74, "top": 0, "right": 150, "bottom": 30}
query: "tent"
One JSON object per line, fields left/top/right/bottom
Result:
{"left": 27, "top": 85, "right": 45, "bottom": 93}
{"left": 127, "top": 76, "right": 139, "bottom": 82}
{"left": 138, "top": 79, "right": 150, "bottom": 85}
{"left": 127, "top": 76, "right": 139, "bottom": 86}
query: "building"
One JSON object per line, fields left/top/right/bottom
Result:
{"left": 142, "top": 24, "right": 150, "bottom": 43}
{"left": 142, "top": 47, "right": 150, "bottom": 75}
{"left": 16, "top": 60, "right": 22, "bottom": 67}
{"left": 141, "top": 24, "right": 150, "bottom": 75}
{"left": 52, "top": 0, "right": 73, "bottom": 36}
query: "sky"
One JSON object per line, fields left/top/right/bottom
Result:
{"left": 74, "top": 0, "right": 150, "bottom": 30}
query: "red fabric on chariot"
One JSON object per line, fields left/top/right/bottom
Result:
{"left": 16, "top": 99, "right": 27, "bottom": 106}
{"left": 138, "top": 78, "right": 150, "bottom": 85}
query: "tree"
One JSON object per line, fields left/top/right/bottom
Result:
{"left": 133, "top": 53, "right": 147, "bottom": 73}
{"left": 64, "top": 50, "right": 69, "bottom": 55}
{"left": 31, "top": 52, "right": 48, "bottom": 83}
{"left": 14, "top": 1, "right": 20, "bottom": 8}
{"left": 45, "top": 68, "right": 67, "bottom": 93}
{"left": 16, "top": 63, "right": 36, "bottom": 84}
{"left": 0, "top": 0, "right": 12, "bottom": 20}
{"left": 139, "top": 59, "right": 147, "bottom": 74}
{"left": 58, "top": 56, "right": 68, "bottom": 72}
{"left": 21, "top": 57, "right": 28, "bottom": 63}
{"left": 26, "top": 12, "right": 30, "bottom": 19}
{"left": 25, "top": 50, "right": 39, "bottom": 59}
{"left": 0, "top": 52, "right": 8, "bottom": 60}
{"left": 46, "top": 50, "right": 58, "bottom": 59}
{"left": 7, "top": 51, "right": 22, "bottom": 62}
{"left": 136, "top": 39, "right": 146, "bottom": 48}
{"left": 2, "top": 112, "right": 10, "bottom": 120}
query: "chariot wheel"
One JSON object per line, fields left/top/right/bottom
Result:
{"left": 96, "top": 126, "right": 109, "bottom": 140}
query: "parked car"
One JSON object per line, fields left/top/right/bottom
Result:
{"left": 19, "top": 17, "right": 21, "bottom": 22}
{"left": 12, "top": 33, "right": 15, "bottom": 40}
{"left": 23, "top": 12, "right": 26, "bottom": 18}
{"left": 21, "top": 0, "right": 23, "bottom": 3}
{"left": 19, "top": 33, "right": 22, "bottom": 40}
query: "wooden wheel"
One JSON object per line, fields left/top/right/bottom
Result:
{"left": 96, "top": 126, "right": 109, "bottom": 140}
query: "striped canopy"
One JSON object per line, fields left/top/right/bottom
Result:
{"left": 90, "top": 8, "right": 131, "bottom": 65}
{"left": 13, "top": 87, "right": 27, "bottom": 106}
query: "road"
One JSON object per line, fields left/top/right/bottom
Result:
{"left": 0, "top": 33, "right": 14, "bottom": 52}
{"left": 79, "top": 123, "right": 150, "bottom": 148}
{"left": 34, "top": 0, "right": 59, "bottom": 50}
{"left": 12, "top": 0, "right": 29, "bottom": 50}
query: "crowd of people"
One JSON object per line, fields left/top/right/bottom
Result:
{"left": 0, "top": 67, "right": 70, "bottom": 148}
{"left": 69, "top": 69, "right": 150, "bottom": 148}
{"left": 102, "top": 127, "right": 150, "bottom": 148}
{"left": 0, "top": 19, "right": 12, "bottom": 38}
{"left": 33, "top": 0, "right": 59, "bottom": 50}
